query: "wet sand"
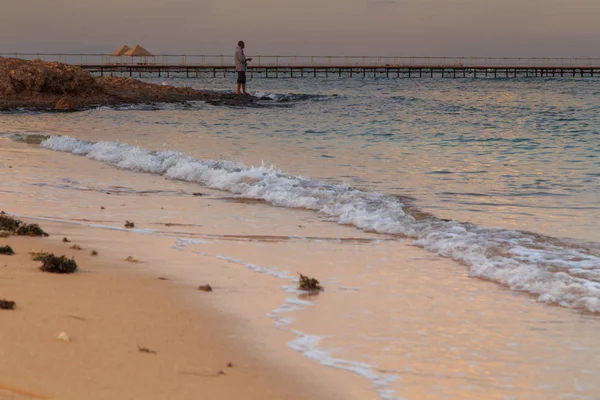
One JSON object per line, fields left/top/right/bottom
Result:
{"left": 0, "top": 234, "right": 341, "bottom": 400}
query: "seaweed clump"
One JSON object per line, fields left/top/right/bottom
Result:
{"left": 0, "top": 212, "right": 48, "bottom": 237}
{"left": 138, "top": 345, "right": 157, "bottom": 355}
{"left": 125, "top": 221, "right": 135, "bottom": 228}
{"left": 35, "top": 253, "right": 78, "bottom": 274}
{"left": 298, "top": 273, "right": 324, "bottom": 293}
{"left": 15, "top": 223, "right": 49, "bottom": 237}
{"left": 198, "top": 284, "right": 213, "bottom": 292}
{"left": 0, "top": 212, "right": 22, "bottom": 232}
{"left": 0, "top": 245, "right": 15, "bottom": 255}
{"left": 0, "top": 299, "right": 16, "bottom": 310}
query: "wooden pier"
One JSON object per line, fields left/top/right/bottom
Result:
{"left": 3, "top": 53, "right": 600, "bottom": 78}
{"left": 82, "top": 64, "right": 600, "bottom": 79}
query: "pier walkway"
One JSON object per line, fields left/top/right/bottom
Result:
{"left": 3, "top": 54, "right": 600, "bottom": 78}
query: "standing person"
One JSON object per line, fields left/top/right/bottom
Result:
{"left": 235, "top": 41, "right": 252, "bottom": 95}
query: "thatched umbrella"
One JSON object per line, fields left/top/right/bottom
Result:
{"left": 110, "top": 45, "right": 130, "bottom": 64}
{"left": 123, "top": 45, "right": 154, "bottom": 64}
{"left": 111, "top": 45, "right": 131, "bottom": 56}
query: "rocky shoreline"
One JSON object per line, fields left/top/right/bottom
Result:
{"left": 0, "top": 57, "right": 256, "bottom": 111}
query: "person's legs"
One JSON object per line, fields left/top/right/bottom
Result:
{"left": 237, "top": 72, "right": 247, "bottom": 94}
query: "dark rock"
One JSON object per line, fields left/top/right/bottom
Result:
{"left": 198, "top": 284, "right": 213, "bottom": 292}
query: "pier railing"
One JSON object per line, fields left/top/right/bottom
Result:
{"left": 2, "top": 53, "right": 600, "bottom": 68}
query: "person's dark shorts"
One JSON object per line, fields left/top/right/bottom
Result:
{"left": 237, "top": 71, "right": 246, "bottom": 84}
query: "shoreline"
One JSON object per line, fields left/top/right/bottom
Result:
{"left": 0, "top": 228, "right": 347, "bottom": 400}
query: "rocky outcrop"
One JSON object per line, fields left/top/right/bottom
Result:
{"left": 0, "top": 57, "right": 101, "bottom": 97}
{"left": 0, "top": 57, "right": 255, "bottom": 111}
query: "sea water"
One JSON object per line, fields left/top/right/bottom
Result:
{"left": 1, "top": 75, "right": 600, "bottom": 399}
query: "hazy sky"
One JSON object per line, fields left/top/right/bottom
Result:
{"left": 1, "top": 0, "right": 599, "bottom": 57}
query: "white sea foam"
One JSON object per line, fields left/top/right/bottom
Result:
{"left": 216, "top": 255, "right": 293, "bottom": 279}
{"left": 288, "top": 332, "right": 402, "bottom": 400}
{"left": 40, "top": 135, "right": 600, "bottom": 312}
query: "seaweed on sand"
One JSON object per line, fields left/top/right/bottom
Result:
{"left": 0, "top": 299, "right": 16, "bottom": 310}
{"left": 298, "top": 273, "right": 324, "bottom": 293}
{"left": 138, "top": 345, "right": 157, "bottom": 355}
{"left": 15, "top": 223, "right": 49, "bottom": 237}
{"left": 35, "top": 253, "right": 78, "bottom": 274}
{"left": 0, "top": 212, "right": 48, "bottom": 237}
{"left": 0, "top": 245, "right": 14, "bottom": 255}
{"left": 125, "top": 221, "right": 135, "bottom": 228}
{"left": 0, "top": 212, "right": 22, "bottom": 232}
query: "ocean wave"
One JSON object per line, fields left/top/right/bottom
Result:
{"left": 40, "top": 135, "right": 600, "bottom": 312}
{"left": 251, "top": 91, "right": 331, "bottom": 102}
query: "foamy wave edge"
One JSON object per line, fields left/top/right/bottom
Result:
{"left": 41, "top": 135, "right": 600, "bottom": 312}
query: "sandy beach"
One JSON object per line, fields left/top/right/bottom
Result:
{"left": 0, "top": 232, "right": 343, "bottom": 400}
